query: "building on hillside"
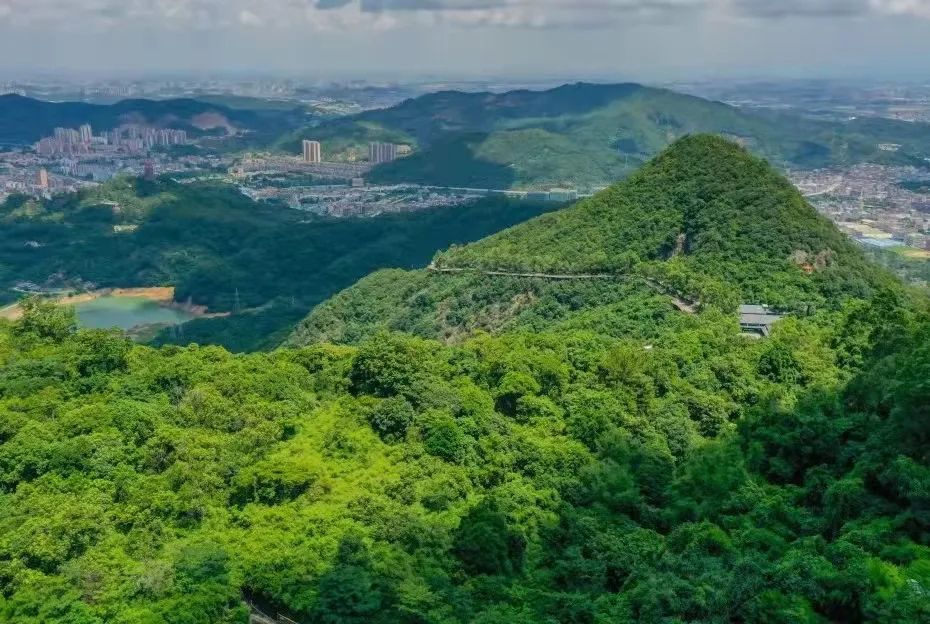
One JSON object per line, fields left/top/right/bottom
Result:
{"left": 143, "top": 160, "right": 156, "bottom": 181}
{"left": 739, "top": 305, "right": 785, "bottom": 337}
{"left": 369, "top": 142, "right": 398, "bottom": 165}
{"left": 36, "top": 168, "right": 49, "bottom": 189}
{"left": 302, "top": 140, "right": 322, "bottom": 164}
{"left": 79, "top": 124, "right": 93, "bottom": 144}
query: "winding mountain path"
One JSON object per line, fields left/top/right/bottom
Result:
{"left": 427, "top": 264, "right": 699, "bottom": 314}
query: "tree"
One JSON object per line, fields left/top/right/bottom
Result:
{"left": 453, "top": 499, "right": 527, "bottom": 577}
{"left": 368, "top": 396, "right": 416, "bottom": 442}
{"left": 13, "top": 295, "right": 76, "bottom": 342}
{"left": 313, "top": 535, "right": 384, "bottom": 624}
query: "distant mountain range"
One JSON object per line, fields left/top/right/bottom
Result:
{"left": 281, "top": 82, "right": 930, "bottom": 189}
{"left": 0, "top": 94, "right": 307, "bottom": 145}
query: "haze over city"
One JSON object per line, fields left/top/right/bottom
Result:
{"left": 2, "top": 0, "right": 930, "bottom": 78}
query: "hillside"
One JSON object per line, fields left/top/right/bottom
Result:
{"left": 0, "top": 227, "right": 928, "bottom": 622}
{"left": 0, "top": 179, "right": 555, "bottom": 351}
{"left": 281, "top": 82, "right": 930, "bottom": 189}
{"left": 290, "top": 136, "right": 897, "bottom": 347}
{"left": 0, "top": 94, "right": 306, "bottom": 145}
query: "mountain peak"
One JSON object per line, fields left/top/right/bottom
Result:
{"left": 439, "top": 133, "right": 813, "bottom": 276}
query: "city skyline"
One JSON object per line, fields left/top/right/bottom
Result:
{"left": 2, "top": 1, "right": 930, "bottom": 79}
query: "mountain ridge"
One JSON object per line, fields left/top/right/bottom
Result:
{"left": 0, "top": 94, "right": 304, "bottom": 144}
{"left": 280, "top": 81, "right": 930, "bottom": 189}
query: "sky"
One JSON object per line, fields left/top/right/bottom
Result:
{"left": 1, "top": 0, "right": 930, "bottom": 79}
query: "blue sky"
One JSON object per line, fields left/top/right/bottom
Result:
{"left": 1, "top": 0, "right": 929, "bottom": 78}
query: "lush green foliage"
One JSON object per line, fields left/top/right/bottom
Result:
{"left": 282, "top": 83, "right": 930, "bottom": 189}
{"left": 2, "top": 134, "right": 929, "bottom": 623}
{"left": 0, "top": 179, "right": 555, "bottom": 351}
{"left": 1, "top": 277, "right": 928, "bottom": 623}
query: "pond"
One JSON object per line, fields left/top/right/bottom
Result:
{"left": 74, "top": 296, "right": 196, "bottom": 330}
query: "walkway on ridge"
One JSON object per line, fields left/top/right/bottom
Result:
{"left": 427, "top": 264, "right": 699, "bottom": 314}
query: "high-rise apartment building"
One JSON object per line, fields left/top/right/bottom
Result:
{"left": 143, "top": 160, "right": 156, "bottom": 181}
{"left": 54, "top": 127, "right": 80, "bottom": 145}
{"left": 302, "top": 140, "right": 322, "bottom": 163}
{"left": 36, "top": 138, "right": 59, "bottom": 156}
{"left": 37, "top": 168, "right": 49, "bottom": 189}
{"left": 79, "top": 124, "right": 93, "bottom": 144}
{"left": 369, "top": 142, "right": 398, "bottom": 165}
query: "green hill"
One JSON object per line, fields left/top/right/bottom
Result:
{"left": 290, "top": 136, "right": 897, "bottom": 347}
{"left": 0, "top": 94, "right": 306, "bottom": 145}
{"left": 280, "top": 82, "right": 930, "bottom": 189}
{"left": 0, "top": 129, "right": 929, "bottom": 623}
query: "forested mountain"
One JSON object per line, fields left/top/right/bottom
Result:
{"left": 0, "top": 179, "right": 555, "bottom": 350}
{"left": 280, "top": 82, "right": 930, "bottom": 189}
{"left": 0, "top": 94, "right": 306, "bottom": 145}
{"left": 291, "top": 136, "right": 898, "bottom": 347}
{"left": 1, "top": 136, "right": 929, "bottom": 624}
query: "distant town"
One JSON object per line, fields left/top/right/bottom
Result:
{"left": 0, "top": 120, "right": 225, "bottom": 200}
{"left": 4, "top": 123, "right": 930, "bottom": 256}
{"left": 791, "top": 164, "right": 930, "bottom": 259}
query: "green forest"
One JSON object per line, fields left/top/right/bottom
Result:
{"left": 0, "top": 179, "right": 554, "bottom": 351}
{"left": 1, "top": 136, "right": 929, "bottom": 623}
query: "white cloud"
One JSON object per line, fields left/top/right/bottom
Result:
{"left": 238, "top": 8, "right": 264, "bottom": 26}
{"left": 872, "top": 0, "right": 930, "bottom": 18}
{"left": 0, "top": 0, "right": 927, "bottom": 33}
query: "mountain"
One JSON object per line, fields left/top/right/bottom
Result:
{"left": 1, "top": 132, "right": 928, "bottom": 623}
{"left": 290, "top": 135, "right": 898, "bottom": 347}
{"left": 0, "top": 94, "right": 306, "bottom": 145}
{"left": 280, "top": 82, "right": 930, "bottom": 190}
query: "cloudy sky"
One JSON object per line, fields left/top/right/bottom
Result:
{"left": 1, "top": 0, "right": 929, "bottom": 78}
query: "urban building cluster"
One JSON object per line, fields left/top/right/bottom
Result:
{"left": 36, "top": 124, "right": 188, "bottom": 157}
{"left": 791, "top": 164, "right": 930, "bottom": 256}
{"left": 300, "top": 138, "right": 409, "bottom": 166}
{"left": 233, "top": 154, "right": 372, "bottom": 180}
{"left": 290, "top": 184, "right": 485, "bottom": 218}
{"left": 0, "top": 136, "right": 229, "bottom": 204}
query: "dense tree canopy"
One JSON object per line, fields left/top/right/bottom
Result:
{"left": 0, "top": 278, "right": 928, "bottom": 623}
